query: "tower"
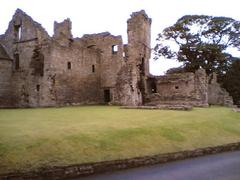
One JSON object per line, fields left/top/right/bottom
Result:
{"left": 127, "top": 10, "right": 152, "bottom": 104}
{"left": 53, "top": 18, "right": 73, "bottom": 47}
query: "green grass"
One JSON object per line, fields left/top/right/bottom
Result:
{"left": 0, "top": 106, "right": 240, "bottom": 173}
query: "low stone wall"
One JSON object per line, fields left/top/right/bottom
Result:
{"left": 1, "top": 142, "right": 240, "bottom": 180}
{"left": 121, "top": 105, "right": 193, "bottom": 111}
{"left": 233, "top": 108, "right": 240, "bottom": 112}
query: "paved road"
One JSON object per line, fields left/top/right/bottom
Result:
{"left": 79, "top": 151, "right": 240, "bottom": 180}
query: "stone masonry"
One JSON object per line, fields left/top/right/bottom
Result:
{"left": 145, "top": 69, "right": 233, "bottom": 107}
{"left": 0, "top": 9, "right": 151, "bottom": 107}
{"left": 145, "top": 69, "right": 209, "bottom": 107}
{"left": 0, "top": 9, "right": 233, "bottom": 108}
{"left": 208, "top": 73, "right": 234, "bottom": 107}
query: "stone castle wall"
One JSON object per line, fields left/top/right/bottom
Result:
{"left": 0, "top": 9, "right": 151, "bottom": 107}
{"left": 0, "top": 59, "right": 13, "bottom": 107}
{"left": 146, "top": 69, "right": 208, "bottom": 107}
{"left": 114, "top": 10, "right": 152, "bottom": 106}
{"left": 0, "top": 9, "right": 50, "bottom": 107}
{"left": 0, "top": 9, "right": 234, "bottom": 108}
{"left": 145, "top": 69, "right": 233, "bottom": 107}
{"left": 208, "top": 73, "right": 233, "bottom": 107}
{"left": 44, "top": 43, "right": 102, "bottom": 106}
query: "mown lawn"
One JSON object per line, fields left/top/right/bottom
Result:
{"left": 0, "top": 106, "right": 240, "bottom": 173}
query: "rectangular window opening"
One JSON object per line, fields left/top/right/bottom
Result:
{"left": 36, "top": 84, "right": 40, "bottom": 92}
{"left": 112, "top": 45, "right": 118, "bottom": 54}
{"left": 92, "top": 64, "right": 95, "bottom": 73}
{"left": 151, "top": 82, "right": 157, "bottom": 93}
{"left": 14, "top": 53, "right": 20, "bottom": 70}
{"left": 67, "top": 62, "right": 71, "bottom": 70}
{"left": 14, "top": 25, "right": 22, "bottom": 41}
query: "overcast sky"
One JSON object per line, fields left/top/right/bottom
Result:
{"left": 0, "top": 0, "right": 239, "bottom": 75}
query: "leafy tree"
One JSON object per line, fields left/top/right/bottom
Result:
{"left": 222, "top": 60, "right": 240, "bottom": 106}
{"left": 154, "top": 15, "right": 240, "bottom": 76}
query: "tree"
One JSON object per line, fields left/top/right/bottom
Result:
{"left": 154, "top": 15, "right": 240, "bottom": 76}
{"left": 222, "top": 60, "right": 240, "bottom": 106}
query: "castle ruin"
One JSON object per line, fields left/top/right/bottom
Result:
{"left": 0, "top": 9, "right": 233, "bottom": 108}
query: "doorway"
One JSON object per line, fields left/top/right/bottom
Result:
{"left": 104, "top": 89, "right": 111, "bottom": 103}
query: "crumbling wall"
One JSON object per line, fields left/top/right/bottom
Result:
{"left": 53, "top": 18, "right": 73, "bottom": 47}
{"left": 127, "top": 10, "right": 152, "bottom": 67}
{"left": 156, "top": 73, "right": 195, "bottom": 100}
{"left": 114, "top": 64, "right": 142, "bottom": 105}
{"left": 114, "top": 10, "right": 151, "bottom": 106}
{"left": 0, "top": 9, "right": 50, "bottom": 107}
{"left": 30, "top": 45, "right": 44, "bottom": 76}
{"left": 1, "top": 9, "right": 49, "bottom": 58}
{"left": 146, "top": 72, "right": 196, "bottom": 105}
{"left": 80, "top": 32, "right": 125, "bottom": 103}
{"left": 208, "top": 73, "right": 233, "bottom": 107}
{"left": 0, "top": 58, "right": 14, "bottom": 107}
{"left": 194, "top": 68, "right": 208, "bottom": 107}
{"left": 43, "top": 40, "right": 102, "bottom": 106}
{"left": 2, "top": 9, "right": 233, "bottom": 109}
{"left": 146, "top": 69, "right": 208, "bottom": 107}
{"left": 0, "top": 43, "right": 14, "bottom": 107}
{"left": 0, "top": 9, "right": 153, "bottom": 108}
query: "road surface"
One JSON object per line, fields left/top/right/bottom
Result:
{"left": 79, "top": 151, "right": 240, "bottom": 180}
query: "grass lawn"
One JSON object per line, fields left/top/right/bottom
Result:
{"left": 0, "top": 106, "right": 240, "bottom": 173}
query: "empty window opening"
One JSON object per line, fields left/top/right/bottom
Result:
{"left": 31, "top": 48, "right": 44, "bottom": 76}
{"left": 139, "top": 57, "right": 145, "bottom": 74}
{"left": 123, "top": 52, "right": 126, "bottom": 57}
{"left": 104, "top": 89, "right": 111, "bottom": 103}
{"left": 151, "top": 82, "right": 157, "bottom": 93}
{"left": 18, "top": 26, "right": 22, "bottom": 40}
{"left": 67, "top": 62, "right": 71, "bottom": 70}
{"left": 175, "top": 86, "right": 179, "bottom": 89}
{"left": 36, "top": 84, "right": 40, "bottom": 92}
{"left": 92, "top": 65, "right": 95, "bottom": 73}
{"left": 112, "top": 45, "right": 118, "bottom": 54}
{"left": 14, "top": 25, "right": 22, "bottom": 41}
{"left": 14, "top": 53, "right": 20, "bottom": 70}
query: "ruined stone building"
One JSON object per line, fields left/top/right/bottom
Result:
{"left": 0, "top": 9, "right": 233, "bottom": 108}
{"left": 0, "top": 9, "right": 152, "bottom": 107}
{"left": 145, "top": 70, "right": 233, "bottom": 107}
{"left": 146, "top": 69, "right": 209, "bottom": 107}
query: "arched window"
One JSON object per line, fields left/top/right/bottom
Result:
{"left": 14, "top": 25, "right": 22, "bottom": 41}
